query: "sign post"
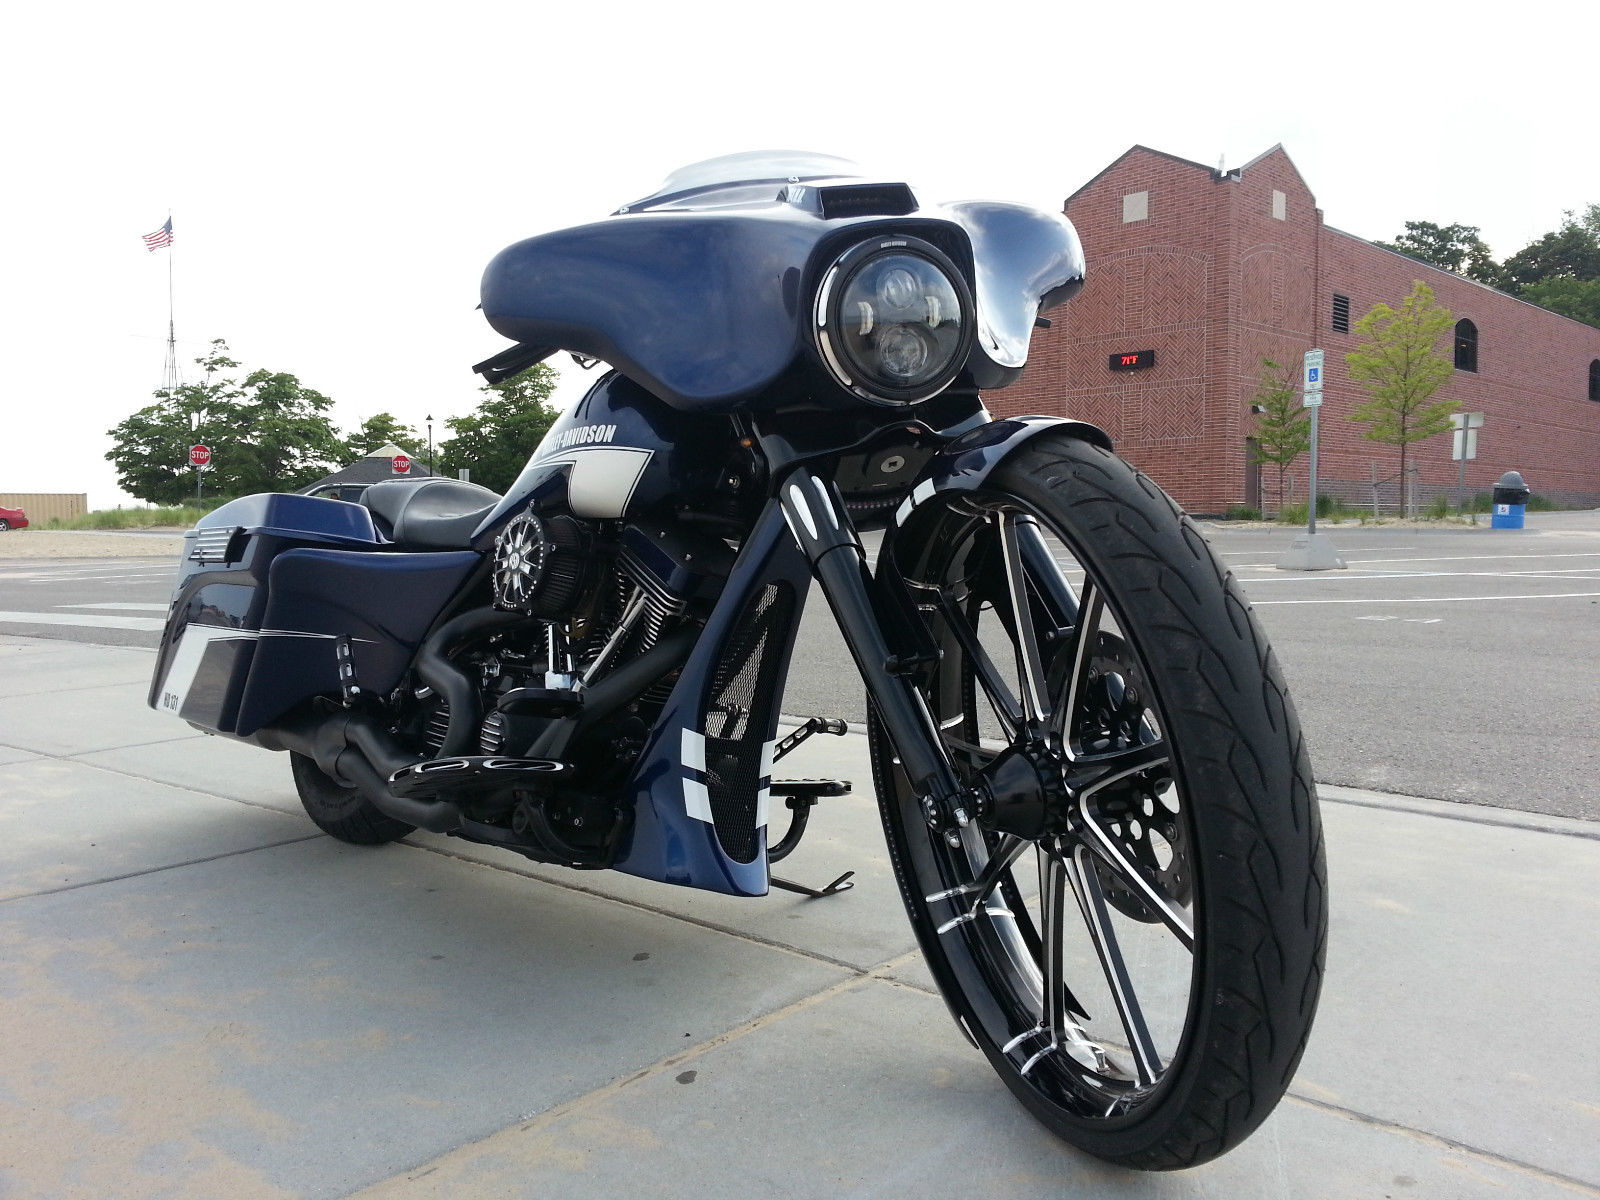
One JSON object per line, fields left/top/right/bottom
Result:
{"left": 1450, "top": 412, "right": 1484, "bottom": 514}
{"left": 1302, "top": 350, "right": 1324, "bottom": 536}
{"left": 1275, "top": 350, "right": 1346, "bottom": 571}
{"left": 189, "top": 444, "right": 211, "bottom": 504}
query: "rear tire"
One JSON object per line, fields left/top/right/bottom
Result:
{"left": 292, "top": 752, "right": 414, "bottom": 845}
{"left": 0, "top": 519, "right": 10, "bottom": 532}
{"left": 869, "top": 432, "right": 1326, "bottom": 1169}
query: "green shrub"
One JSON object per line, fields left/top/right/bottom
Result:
{"left": 1276, "top": 502, "right": 1309, "bottom": 525}
{"left": 55, "top": 501, "right": 235, "bottom": 531}
{"left": 1225, "top": 505, "right": 1262, "bottom": 521}
{"left": 1425, "top": 494, "right": 1451, "bottom": 519}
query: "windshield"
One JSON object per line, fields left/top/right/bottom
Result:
{"left": 620, "top": 150, "right": 864, "bottom": 213}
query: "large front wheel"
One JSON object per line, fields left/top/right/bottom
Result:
{"left": 869, "top": 434, "right": 1326, "bottom": 1169}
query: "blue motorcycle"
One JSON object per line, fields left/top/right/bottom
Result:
{"left": 150, "top": 152, "right": 1325, "bottom": 1168}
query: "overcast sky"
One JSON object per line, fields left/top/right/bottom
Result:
{"left": 1, "top": 0, "right": 1592, "bottom": 509}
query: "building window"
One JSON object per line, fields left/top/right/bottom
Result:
{"left": 1272, "top": 189, "right": 1287, "bottom": 220}
{"left": 1122, "top": 191, "right": 1149, "bottom": 223}
{"left": 1590, "top": 359, "right": 1600, "bottom": 401}
{"left": 1454, "top": 319, "right": 1478, "bottom": 373}
{"left": 1332, "top": 294, "right": 1351, "bottom": 333}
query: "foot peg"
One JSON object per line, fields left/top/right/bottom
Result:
{"left": 389, "top": 755, "right": 569, "bottom": 801}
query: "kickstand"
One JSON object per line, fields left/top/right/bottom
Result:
{"left": 766, "top": 768, "right": 854, "bottom": 899}
{"left": 771, "top": 870, "right": 855, "bottom": 899}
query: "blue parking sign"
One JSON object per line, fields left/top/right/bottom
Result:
{"left": 1308, "top": 367, "right": 1320, "bottom": 383}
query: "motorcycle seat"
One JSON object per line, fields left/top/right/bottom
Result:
{"left": 361, "top": 478, "right": 501, "bottom": 549}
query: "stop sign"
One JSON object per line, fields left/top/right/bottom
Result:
{"left": 392, "top": 454, "right": 411, "bottom": 474}
{"left": 189, "top": 444, "right": 211, "bottom": 468}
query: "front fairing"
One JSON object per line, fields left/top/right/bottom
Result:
{"left": 479, "top": 156, "right": 1085, "bottom": 408}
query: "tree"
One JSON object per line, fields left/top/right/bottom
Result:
{"left": 1377, "top": 221, "right": 1504, "bottom": 287}
{"left": 1344, "top": 282, "right": 1457, "bottom": 515}
{"left": 106, "top": 340, "right": 345, "bottom": 503}
{"left": 345, "top": 413, "right": 421, "bottom": 459}
{"left": 1520, "top": 275, "right": 1600, "bottom": 329}
{"left": 1501, "top": 206, "right": 1600, "bottom": 293}
{"left": 437, "top": 363, "right": 561, "bottom": 492}
{"left": 227, "top": 368, "right": 347, "bottom": 493}
{"left": 1250, "top": 358, "right": 1310, "bottom": 516}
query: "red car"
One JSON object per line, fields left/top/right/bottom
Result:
{"left": 0, "top": 505, "right": 29, "bottom": 531}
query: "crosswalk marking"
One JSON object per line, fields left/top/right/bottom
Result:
{"left": 0, "top": 611, "right": 167, "bottom": 631}
{"left": 57, "top": 603, "right": 170, "bottom": 612}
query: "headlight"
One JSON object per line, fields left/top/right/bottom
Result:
{"left": 814, "top": 236, "right": 972, "bottom": 404}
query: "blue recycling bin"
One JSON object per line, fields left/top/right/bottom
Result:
{"left": 1490, "top": 471, "right": 1529, "bottom": 529}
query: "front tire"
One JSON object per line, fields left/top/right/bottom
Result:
{"left": 292, "top": 753, "right": 414, "bottom": 845}
{"left": 869, "top": 433, "right": 1326, "bottom": 1169}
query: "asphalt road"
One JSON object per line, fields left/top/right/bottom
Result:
{"left": 782, "top": 511, "right": 1600, "bottom": 822}
{"left": 2, "top": 510, "right": 1596, "bottom": 820}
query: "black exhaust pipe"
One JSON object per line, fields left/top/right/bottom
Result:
{"left": 262, "top": 613, "right": 697, "bottom": 834}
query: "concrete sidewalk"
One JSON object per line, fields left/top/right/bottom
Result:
{"left": 1, "top": 633, "right": 1597, "bottom": 1199}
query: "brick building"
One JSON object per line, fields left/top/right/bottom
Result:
{"left": 993, "top": 144, "right": 1600, "bottom": 513}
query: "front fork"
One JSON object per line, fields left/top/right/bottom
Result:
{"left": 777, "top": 468, "right": 976, "bottom": 844}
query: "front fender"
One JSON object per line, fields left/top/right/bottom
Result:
{"left": 887, "top": 415, "right": 1113, "bottom": 533}
{"left": 872, "top": 416, "right": 1110, "bottom": 669}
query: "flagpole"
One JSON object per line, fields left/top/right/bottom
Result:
{"left": 160, "top": 212, "right": 181, "bottom": 396}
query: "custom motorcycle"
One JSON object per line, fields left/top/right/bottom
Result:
{"left": 150, "top": 152, "right": 1326, "bottom": 1169}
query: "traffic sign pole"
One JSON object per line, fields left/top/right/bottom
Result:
{"left": 189, "top": 445, "right": 212, "bottom": 506}
{"left": 1302, "top": 350, "right": 1325, "bottom": 536}
{"left": 1275, "top": 350, "right": 1345, "bottom": 572}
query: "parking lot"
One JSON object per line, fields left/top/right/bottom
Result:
{"left": 1, "top": 514, "right": 1598, "bottom": 1198}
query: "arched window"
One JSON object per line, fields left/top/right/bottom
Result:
{"left": 1590, "top": 359, "right": 1600, "bottom": 402}
{"left": 1454, "top": 319, "right": 1478, "bottom": 373}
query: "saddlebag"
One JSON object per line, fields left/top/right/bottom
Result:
{"left": 148, "top": 493, "right": 479, "bottom": 738}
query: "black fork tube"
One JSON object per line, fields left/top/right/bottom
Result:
{"left": 777, "top": 468, "right": 969, "bottom": 821}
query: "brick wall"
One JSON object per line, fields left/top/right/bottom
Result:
{"left": 992, "top": 144, "right": 1600, "bottom": 512}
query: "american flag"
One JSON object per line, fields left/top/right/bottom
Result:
{"left": 142, "top": 218, "right": 174, "bottom": 252}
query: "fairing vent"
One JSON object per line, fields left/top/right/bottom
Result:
{"left": 189, "top": 527, "right": 240, "bottom": 565}
{"left": 702, "top": 581, "right": 795, "bottom": 864}
{"left": 818, "top": 183, "right": 917, "bottom": 220}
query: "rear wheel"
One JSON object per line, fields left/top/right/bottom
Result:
{"left": 869, "top": 433, "right": 1326, "bottom": 1169}
{"left": 292, "top": 752, "right": 414, "bottom": 845}
{"left": 0, "top": 519, "right": 10, "bottom": 532}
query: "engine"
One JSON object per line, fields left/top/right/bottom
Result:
{"left": 419, "top": 512, "right": 733, "bottom": 764}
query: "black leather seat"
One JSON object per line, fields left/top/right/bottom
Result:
{"left": 361, "top": 478, "right": 502, "bottom": 549}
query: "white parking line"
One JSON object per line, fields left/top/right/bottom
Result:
{"left": 1252, "top": 592, "right": 1600, "bottom": 606}
{"left": 1233, "top": 567, "right": 1600, "bottom": 584}
{"left": 0, "top": 611, "right": 167, "bottom": 630}
{"left": 1338, "top": 551, "right": 1600, "bottom": 565}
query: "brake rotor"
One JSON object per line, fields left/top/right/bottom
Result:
{"left": 1063, "top": 633, "right": 1193, "bottom": 922}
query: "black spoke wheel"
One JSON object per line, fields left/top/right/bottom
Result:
{"left": 869, "top": 433, "right": 1326, "bottom": 1169}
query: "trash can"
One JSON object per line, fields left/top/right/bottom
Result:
{"left": 1491, "top": 470, "right": 1530, "bottom": 529}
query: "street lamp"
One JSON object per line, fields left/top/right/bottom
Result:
{"left": 426, "top": 413, "right": 434, "bottom": 476}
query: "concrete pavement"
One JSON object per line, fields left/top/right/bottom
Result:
{"left": 2, "top": 633, "right": 1598, "bottom": 1198}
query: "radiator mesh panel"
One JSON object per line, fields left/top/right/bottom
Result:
{"left": 702, "top": 581, "right": 794, "bottom": 863}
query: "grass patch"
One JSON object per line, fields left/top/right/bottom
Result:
{"left": 47, "top": 501, "right": 234, "bottom": 530}
{"left": 1224, "top": 505, "right": 1262, "bottom": 521}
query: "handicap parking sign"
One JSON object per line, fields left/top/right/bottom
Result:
{"left": 1308, "top": 367, "right": 1320, "bottom": 383}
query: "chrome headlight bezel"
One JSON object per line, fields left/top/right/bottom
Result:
{"left": 813, "top": 235, "right": 975, "bottom": 406}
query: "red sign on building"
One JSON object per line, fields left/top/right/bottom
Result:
{"left": 393, "top": 454, "right": 411, "bottom": 474}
